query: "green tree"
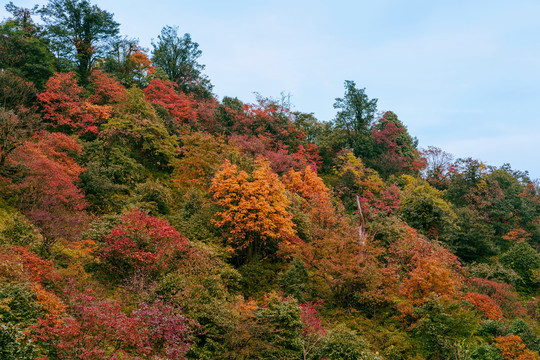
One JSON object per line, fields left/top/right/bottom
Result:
{"left": 0, "top": 2, "right": 55, "bottom": 89}
{"left": 501, "top": 242, "right": 540, "bottom": 293}
{"left": 333, "top": 80, "right": 378, "bottom": 161}
{"left": 399, "top": 175, "right": 457, "bottom": 241}
{"left": 40, "top": 0, "right": 119, "bottom": 84}
{"left": 152, "top": 25, "right": 213, "bottom": 98}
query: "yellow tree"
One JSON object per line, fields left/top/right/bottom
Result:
{"left": 210, "top": 157, "right": 296, "bottom": 260}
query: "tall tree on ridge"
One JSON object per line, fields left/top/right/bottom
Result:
{"left": 333, "top": 80, "right": 378, "bottom": 161}
{"left": 152, "top": 25, "right": 213, "bottom": 99}
{"left": 40, "top": 0, "right": 119, "bottom": 84}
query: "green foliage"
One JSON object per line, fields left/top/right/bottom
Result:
{"left": 253, "top": 292, "right": 303, "bottom": 359}
{"left": 171, "top": 188, "right": 220, "bottom": 244}
{"left": 500, "top": 241, "right": 540, "bottom": 292}
{"left": 0, "top": 323, "right": 38, "bottom": 360}
{"left": 410, "top": 296, "right": 478, "bottom": 360}
{"left": 0, "top": 207, "right": 41, "bottom": 246}
{"left": 40, "top": 0, "right": 120, "bottom": 83}
{"left": 478, "top": 319, "right": 506, "bottom": 338}
{"left": 130, "top": 179, "right": 172, "bottom": 215}
{"left": 333, "top": 80, "right": 378, "bottom": 161}
{"left": 470, "top": 344, "right": 504, "bottom": 360}
{"left": 238, "top": 260, "right": 282, "bottom": 299}
{"left": 318, "top": 324, "right": 381, "bottom": 360}
{"left": 508, "top": 318, "right": 539, "bottom": 352}
{"left": 467, "top": 262, "right": 522, "bottom": 287}
{"left": 0, "top": 283, "right": 45, "bottom": 325}
{"left": 80, "top": 141, "right": 148, "bottom": 213}
{"left": 450, "top": 207, "right": 498, "bottom": 262}
{"left": 278, "top": 258, "right": 310, "bottom": 302}
{"left": 0, "top": 3, "right": 54, "bottom": 89}
{"left": 152, "top": 25, "right": 213, "bottom": 98}
{"left": 102, "top": 88, "right": 179, "bottom": 170}
{"left": 399, "top": 176, "right": 457, "bottom": 240}
{"left": 156, "top": 244, "right": 241, "bottom": 359}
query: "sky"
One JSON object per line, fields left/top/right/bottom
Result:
{"left": 2, "top": 0, "right": 540, "bottom": 179}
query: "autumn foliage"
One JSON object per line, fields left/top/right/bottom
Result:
{"left": 1, "top": 5, "right": 539, "bottom": 359}
{"left": 210, "top": 157, "right": 296, "bottom": 258}
{"left": 97, "top": 209, "right": 189, "bottom": 279}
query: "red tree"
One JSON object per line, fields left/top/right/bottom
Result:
{"left": 38, "top": 72, "right": 99, "bottom": 135}
{"left": 144, "top": 78, "right": 197, "bottom": 127}
{"left": 97, "top": 209, "right": 189, "bottom": 279}
{"left": 8, "top": 131, "right": 87, "bottom": 244}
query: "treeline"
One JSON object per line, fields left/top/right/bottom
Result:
{"left": 0, "top": 1, "right": 539, "bottom": 360}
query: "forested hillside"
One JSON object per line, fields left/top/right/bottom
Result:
{"left": 1, "top": 1, "right": 539, "bottom": 359}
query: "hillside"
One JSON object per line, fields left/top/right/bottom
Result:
{"left": 1, "top": 1, "right": 539, "bottom": 359}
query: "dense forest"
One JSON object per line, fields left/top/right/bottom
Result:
{"left": 1, "top": 1, "right": 539, "bottom": 359}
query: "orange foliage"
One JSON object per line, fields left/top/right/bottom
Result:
{"left": 283, "top": 166, "right": 335, "bottom": 226}
{"left": 210, "top": 157, "right": 296, "bottom": 256}
{"left": 388, "top": 227, "right": 464, "bottom": 317}
{"left": 13, "top": 246, "right": 61, "bottom": 284}
{"left": 173, "top": 131, "right": 238, "bottom": 190}
{"left": 502, "top": 227, "right": 532, "bottom": 243}
{"left": 400, "top": 255, "right": 462, "bottom": 305}
{"left": 464, "top": 292, "right": 503, "bottom": 320}
{"left": 495, "top": 335, "right": 539, "bottom": 360}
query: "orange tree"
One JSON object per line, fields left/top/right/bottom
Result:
{"left": 209, "top": 157, "right": 295, "bottom": 261}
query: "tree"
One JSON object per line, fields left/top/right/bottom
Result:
{"left": 500, "top": 242, "right": 540, "bottom": 292}
{"left": 370, "top": 111, "right": 423, "bottom": 177}
{"left": 333, "top": 80, "right": 377, "bottom": 161}
{"left": 102, "top": 87, "right": 179, "bottom": 169}
{"left": 0, "top": 2, "right": 55, "bottom": 89}
{"left": 7, "top": 131, "right": 88, "bottom": 246}
{"left": 399, "top": 175, "right": 457, "bottom": 240}
{"left": 39, "top": 0, "right": 120, "bottom": 83}
{"left": 96, "top": 209, "right": 189, "bottom": 280}
{"left": 0, "top": 72, "right": 41, "bottom": 170}
{"left": 38, "top": 72, "right": 104, "bottom": 135}
{"left": 495, "top": 335, "right": 538, "bottom": 360}
{"left": 152, "top": 25, "right": 213, "bottom": 98}
{"left": 143, "top": 78, "right": 197, "bottom": 128}
{"left": 209, "top": 157, "right": 296, "bottom": 261}
{"left": 35, "top": 288, "right": 195, "bottom": 359}
{"left": 421, "top": 146, "right": 456, "bottom": 189}
{"left": 103, "top": 37, "right": 158, "bottom": 87}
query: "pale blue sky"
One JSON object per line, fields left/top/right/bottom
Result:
{"left": 3, "top": 0, "right": 540, "bottom": 179}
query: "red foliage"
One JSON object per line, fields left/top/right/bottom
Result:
{"left": 299, "top": 301, "right": 325, "bottom": 338}
{"left": 133, "top": 300, "right": 195, "bottom": 359}
{"left": 38, "top": 72, "right": 99, "bottom": 135}
{"left": 8, "top": 131, "right": 87, "bottom": 242}
{"left": 371, "top": 111, "right": 423, "bottom": 175}
{"left": 87, "top": 70, "right": 126, "bottom": 105}
{"left": 468, "top": 277, "right": 526, "bottom": 317}
{"left": 34, "top": 288, "right": 195, "bottom": 359}
{"left": 357, "top": 183, "right": 401, "bottom": 219}
{"left": 299, "top": 300, "right": 326, "bottom": 359}
{"left": 464, "top": 292, "right": 503, "bottom": 320}
{"left": 97, "top": 210, "right": 189, "bottom": 279}
{"left": 144, "top": 78, "right": 197, "bottom": 126}
{"left": 223, "top": 97, "right": 319, "bottom": 173}
{"left": 421, "top": 146, "right": 457, "bottom": 188}
{"left": 13, "top": 246, "right": 61, "bottom": 285}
